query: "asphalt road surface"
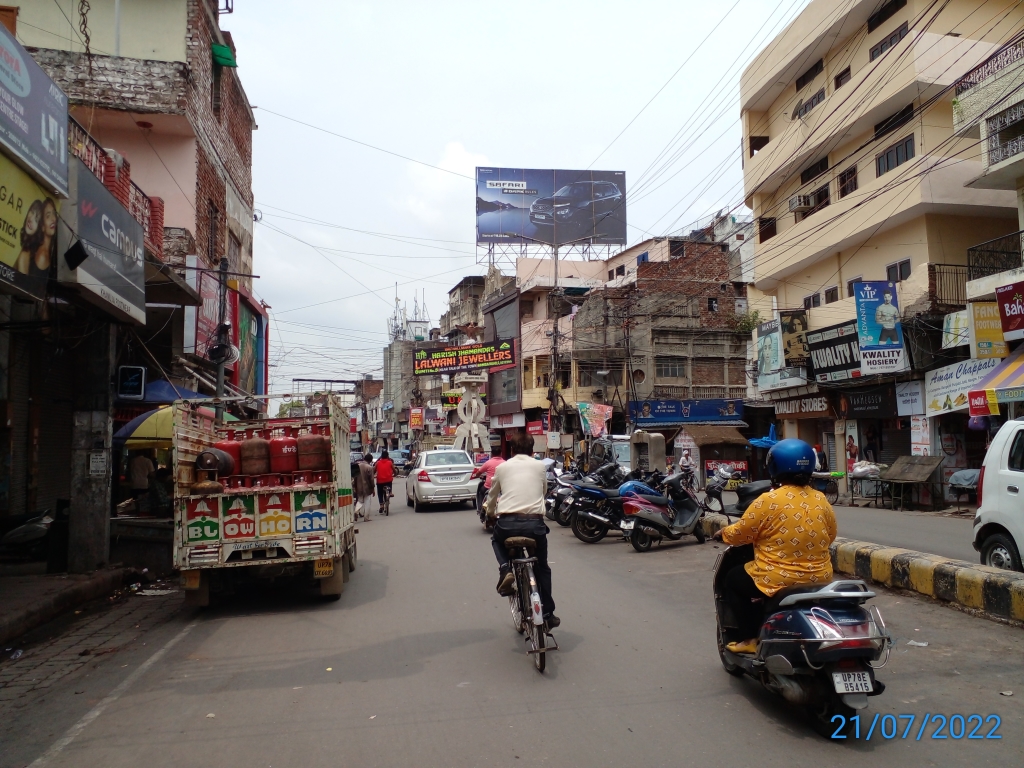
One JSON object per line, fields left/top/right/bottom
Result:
{"left": 831, "top": 504, "right": 978, "bottom": 562}
{"left": 2, "top": 477, "right": 1021, "bottom": 768}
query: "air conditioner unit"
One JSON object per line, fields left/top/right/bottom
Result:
{"left": 789, "top": 195, "right": 814, "bottom": 212}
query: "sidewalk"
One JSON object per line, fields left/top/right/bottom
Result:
{"left": 0, "top": 568, "right": 128, "bottom": 647}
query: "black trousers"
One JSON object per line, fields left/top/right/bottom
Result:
{"left": 723, "top": 564, "right": 766, "bottom": 640}
{"left": 491, "top": 516, "right": 555, "bottom": 616}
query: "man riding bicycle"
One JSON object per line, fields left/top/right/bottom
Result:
{"left": 373, "top": 450, "right": 395, "bottom": 516}
{"left": 484, "top": 432, "right": 559, "bottom": 628}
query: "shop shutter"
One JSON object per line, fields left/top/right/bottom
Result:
{"left": 880, "top": 427, "right": 911, "bottom": 467}
{"left": 7, "top": 336, "right": 29, "bottom": 516}
{"left": 35, "top": 341, "right": 73, "bottom": 512}
{"left": 826, "top": 432, "right": 836, "bottom": 473}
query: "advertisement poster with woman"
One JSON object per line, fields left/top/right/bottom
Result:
{"left": 780, "top": 310, "right": 809, "bottom": 365}
{"left": 0, "top": 154, "right": 60, "bottom": 301}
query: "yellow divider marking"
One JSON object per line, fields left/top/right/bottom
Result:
{"left": 955, "top": 568, "right": 986, "bottom": 610}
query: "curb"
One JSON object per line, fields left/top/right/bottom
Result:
{"left": 0, "top": 568, "right": 128, "bottom": 647}
{"left": 702, "top": 515, "right": 1024, "bottom": 622}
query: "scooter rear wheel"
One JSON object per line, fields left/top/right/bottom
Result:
{"left": 630, "top": 530, "right": 653, "bottom": 552}
{"left": 716, "top": 624, "right": 745, "bottom": 677}
{"left": 694, "top": 523, "right": 706, "bottom": 544}
{"left": 571, "top": 513, "right": 608, "bottom": 544}
{"left": 807, "top": 689, "right": 856, "bottom": 738}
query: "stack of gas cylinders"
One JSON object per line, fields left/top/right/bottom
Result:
{"left": 194, "top": 421, "right": 334, "bottom": 493}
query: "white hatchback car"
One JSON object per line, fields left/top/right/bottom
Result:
{"left": 406, "top": 449, "right": 480, "bottom": 512}
{"left": 974, "top": 419, "right": 1024, "bottom": 571}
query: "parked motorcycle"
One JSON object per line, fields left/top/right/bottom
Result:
{"left": 618, "top": 472, "right": 707, "bottom": 551}
{"left": 568, "top": 462, "right": 630, "bottom": 544}
{"left": 0, "top": 512, "right": 55, "bottom": 560}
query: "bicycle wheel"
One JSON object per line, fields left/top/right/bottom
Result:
{"left": 508, "top": 564, "right": 525, "bottom": 634}
{"left": 532, "top": 619, "right": 546, "bottom": 672}
{"left": 384, "top": 493, "right": 390, "bottom": 516}
{"left": 825, "top": 480, "right": 839, "bottom": 505}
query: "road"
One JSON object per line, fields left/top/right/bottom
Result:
{"left": 1, "top": 477, "right": 1021, "bottom": 768}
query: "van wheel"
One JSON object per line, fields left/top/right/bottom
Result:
{"left": 980, "top": 533, "right": 1023, "bottom": 571}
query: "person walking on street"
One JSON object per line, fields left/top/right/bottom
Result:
{"left": 373, "top": 450, "right": 395, "bottom": 516}
{"left": 485, "top": 432, "right": 559, "bottom": 628}
{"left": 355, "top": 452, "right": 375, "bottom": 520}
{"left": 129, "top": 450, "right": 155, "bottom": 511}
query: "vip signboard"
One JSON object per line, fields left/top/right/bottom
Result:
{"left": 854, "top": 281, "right": 909, "bottom": 375}
{"left": 414, "top": 339, "right": 515, "bottom": 375}
{"left": 57, "top": 159, "right": 146, "bottom": 323}
{"left": 995, "top": 281, "right": 1024, "bottom": 341}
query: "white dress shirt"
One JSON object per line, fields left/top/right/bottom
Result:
{"left": 485, "top": 454, "right": 547, "bottom": 517}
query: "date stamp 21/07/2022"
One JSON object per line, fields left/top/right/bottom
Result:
{"left": 831, "top": 714, "right": 1002, "bottom": 741}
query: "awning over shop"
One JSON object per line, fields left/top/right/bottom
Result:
{"left": 968, "top": 345, "right": 1024, "bottom": 416}
{"left": 680, "top": 425, "right": 749, "bottom": 447}
{"left": 145, "top": 253, "right": 201, "bottom": 306}
{"left": 114, "top": 405, "right": 236, "bottom": 449}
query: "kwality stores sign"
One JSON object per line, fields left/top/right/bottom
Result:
{"left": 414, "top": 339, "right": 516, "bottom": 375}
{"left": 57, "top": 159, "right": 146, "bottom": 324}
{"left": 773, "top": 395, "right": 833, "bottom": 419}
{"left": 995, "top": 280, "right": 1024, "bottom": 341}
{"left": 0, "top": 23, "right": 68, "bottom": 195}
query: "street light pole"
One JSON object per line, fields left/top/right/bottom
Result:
{"left": 215, "top": 256, "right": 228, "bottom": 421}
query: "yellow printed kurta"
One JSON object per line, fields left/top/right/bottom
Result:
{"left": 720, "top": 485, "right": 838, "bottom": 596}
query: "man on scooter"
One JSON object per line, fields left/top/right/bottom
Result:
{"left": 712, "top": 439, "right": 837, "bottom": 654}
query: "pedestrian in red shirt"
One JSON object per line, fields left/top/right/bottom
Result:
{"left": 373, "top": 450, "right": 395, "bottom": 515}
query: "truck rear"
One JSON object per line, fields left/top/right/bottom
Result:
{"left": 173, "top": 394, "right": 357, "bottom": 606}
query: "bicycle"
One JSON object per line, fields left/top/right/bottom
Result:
{"left": 812, "top": 471, "right": 844, "bottom": 505}
{"left": 382, "top": 484, "right": 391, "bottom": 516}
{"left": 504, "top": 536, "right": 558, "bottom": 672}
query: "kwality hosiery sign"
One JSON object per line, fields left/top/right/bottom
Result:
{"left": 57, "top": 159, "right": 146, "bottom": 323}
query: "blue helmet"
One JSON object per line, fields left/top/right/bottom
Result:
{"left": 765, "top": 439, "right": 816, "bottom": 484}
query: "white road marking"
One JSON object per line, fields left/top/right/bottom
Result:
{"left": 29, "top": 619, "right": 198, "bottom": 766}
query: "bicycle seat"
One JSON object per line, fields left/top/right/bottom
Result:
{"left": 504, "top": 536, "right": 536, "bottom": 553}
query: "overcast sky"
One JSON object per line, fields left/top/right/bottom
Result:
{"left": 224, "top": 0, "right": 810, "bottom": 395}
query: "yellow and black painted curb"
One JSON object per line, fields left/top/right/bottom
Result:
{"left": 702, "top": 515, "right": 1024, "bottom": 622}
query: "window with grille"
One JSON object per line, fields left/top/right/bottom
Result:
{"left": 834, "top": 66, "right": 851, "bottom": 90}
{"left": 800, "top": 184, "right": 830, "bottom": 219}
{"left": 868, "top": 0, "right": 906, "bottom": 33}
{"left": 825, "top": 286, "right": 839, "bottom": 303}
{"left": 795, "top": 88, "right": 826, "bottom": 119}
{"left": 839, "top": 166, "right": 858, "bottom": 197}
{"left": 846, "top": 277, "right": 862, "bottom": 298}
{"left": 876, "top": 135, "right": 914, "bottom": 176}
{"left": 796, "top": 60, "right": 823, "bottom": 90}
{"left": 759, "top": 217, "right": 777, "bottom": 243}
{"left": 803, "top": 293, "right": 821, "bottom": 309}
{"left": 655, "top": 358, "right": 686, "bottom": 379}
{"left": 870, "top": 22, "right": 909, "bottom": 61}
{"left": 800, "top": 157, "right": 829, "bottom": 185}
{"left": 886, "top": 259, "right": 912, "bottom": 282}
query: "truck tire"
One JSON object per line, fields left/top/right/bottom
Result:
{"left": 183, "top": 571, "right": 210, "bottom": 610}
{"left": 320, "top": 557, "right": 346, "bottom": 600}
{"left": 347, "top": 541, "right": 357, "bottom": 571}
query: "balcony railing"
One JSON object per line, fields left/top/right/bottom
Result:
{"left": 932, "top": 264, "right": 968, "bottom": 305}
{"left": 967, "top": 231, "right": 1023, "bottom": 280}
{"left": 956, "top": 40, "right": 1024, "bottom": 96}
{"left": 989, "top": 133, "right": 1024, "bottom": 165}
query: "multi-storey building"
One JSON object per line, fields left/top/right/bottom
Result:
{"left": 740, "top": 0, "right": 1024, "bottom": 486}
{"left": 439, "top": 276, "right": 485, "bottom": 346}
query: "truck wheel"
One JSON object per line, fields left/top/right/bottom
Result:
{"left": 341, "top": 552, "right": 351, "bottom": 583}
{"left": 347, "top": 541, "right": 357, "bottom": 571}
{"left": 980, "top": 533, "right": 1023, "bottom": 571}
{"left": 183, "top": 571, "right": 210, "bottom": 610}
{"left": 319, "top": 557, "right": 346, "bottom": 600}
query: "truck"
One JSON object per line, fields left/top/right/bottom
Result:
{"left": 172, "top": 393, "right": 357, "bottom": 607}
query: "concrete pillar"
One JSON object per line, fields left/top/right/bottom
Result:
{"left": 68, "top": 324, "right": 116, "bottom": 573}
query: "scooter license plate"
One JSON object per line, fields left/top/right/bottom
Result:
{"left": 832, "top": 671, "right": 872, "bottom": 694}
{"left": 620, "top": 519, "right": 635, "bottom": 530}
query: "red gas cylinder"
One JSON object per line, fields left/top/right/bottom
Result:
{"left": 213, "top": 430, "right": 242, "bottom": 474}
{"left": 239, "top": 429, "right": 271, "bottom": 476}
{"left": 320, "top": 426, "right": 333, "bottom": 469}
{"left": 297, "top": 425, "right": 328, "bottom": 471}
{"left": 270, "top": 426, "right": 299, "bottom": 474}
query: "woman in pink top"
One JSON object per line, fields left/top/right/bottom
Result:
{"left": 475, "top": 448, "right": 505, "bottom": 516}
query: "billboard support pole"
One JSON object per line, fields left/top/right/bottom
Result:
{"left": 215, "top": 257, "right": 228, "bottom": 421}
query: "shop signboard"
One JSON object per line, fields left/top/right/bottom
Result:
{"left": 0, "top": 153, "right": 61, "bottom": 301}
{"left": 526, "top": 420, "right": 544, "bottom": 435}
{"left": 853, "top": 281, "right": 910, "bottom": 375}
{"left": 0, "top": 24, "right": 68, "bottom": 195}
{"left": 476, "top": 167, "right": 627, "bottom": 245}
{"left": 414, "top": 339, "right": 515, "bottom": 375}
{"left": 806, "top": 320, "right": 861, "bottom": 382}
{"left": 835, "top": 385, "right": 898, "bottom": 419}
{"left": 995, "top": 281, "right": 1024, "bottom": 341}
{"left": 756, "top": 318, "right": 801, "bottom": 391}
{"left": 924, "top": 357, "right": 1001, "bottom": 416}
{"left": 780, "top": 310, "right": 810, "bottom": 365}
{"left": 237, "top": 301, "right": 258, "bottom": 394}
{"left": 969, "top": 301, "right": 1008, "bottom": 358}
{"left": 442, "top": 390, "right": 486, "bottom": 410}
{"left": 895, "top": 381, "right": 925, "bottom": 416}
{"left": 705, "top": 460, "right": 748, "bottom": 490}
{"left": 57, "top": 159, "right": 146, "bottom": 324}
{"left": 490, "top": 412, "right": 525, "bottom": 429}
{"left": 628, "top": 399, "right": 743, "bottom": 424}
{"left": 409, "top": 407, "right": 424, "bottom": 429}
{"left": 941, "top": 310, "right": 969, "bottom": 349}
{"left": 772, "top": 395, "right": 832, "bottom": 419}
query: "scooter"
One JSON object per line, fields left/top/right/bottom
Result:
{"left": 713, "top": 519, "right": 892, "bottom": 736}
{"left": 618, "top": 473, "right": 706, "bottom": 551}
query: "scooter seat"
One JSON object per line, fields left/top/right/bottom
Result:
{"left": 764, "top": 584, "right": 819, "bottom": 613}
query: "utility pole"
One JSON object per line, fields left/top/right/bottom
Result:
{"left": 550, "top": 240, "right": 559, "bottom": 433}
{"left": 215, "top": 256, "right": 229, "bottom": 421}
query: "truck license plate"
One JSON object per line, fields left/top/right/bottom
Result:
{"left": 313, "top": 558, "right": 334, "bottom": 578}
{"left": 832, "top": 671, "right": 872, "bottom": 693}
{"left": 182, "top": 570, "right": 201, "bottom": 590}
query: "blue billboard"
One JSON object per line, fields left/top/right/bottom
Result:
{"left": 476, "top": 167, "right": 626, "bottom": 245}
{"left": 628, "top": 399, "right": 744, "bottom": 424}
{"left": 853, "top": 280, "right": 909, "bottom": 375}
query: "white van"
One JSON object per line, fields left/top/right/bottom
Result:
{"left": 974, "top": 419, "right": 1024, "bottom": 571}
